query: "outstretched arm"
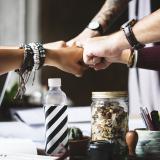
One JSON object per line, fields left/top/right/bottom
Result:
{"left": 67, "top": 0, "right": 129, "bottom": 46}
{"left": 0, "top": 46, "right": 24, "bottom": 75}
{"left": 0, "top": 41, "right": 85, "bottom": 76}
{"left": 113, "top": 8, "right": 160, "bottom": 52}
{"left": 82, "top": 9, "right": 160, "bottom": 70}
{"left": 92, "top": 0, "right": 130, "bottom": 32}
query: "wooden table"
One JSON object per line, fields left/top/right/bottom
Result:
{"left": 63, "top": 155, "right": 160, "bottom": 160}
{"left": 128, "top": 155, "right": 160, "bottom": 160}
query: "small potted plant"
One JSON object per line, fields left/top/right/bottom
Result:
{"left": 68, "top": 127, "right": 90, "bottom": 158}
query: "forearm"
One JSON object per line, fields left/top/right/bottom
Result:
{"left": 137, "top": 46, "right": 160, "bottom": 71}
{"left": 133, "top": 9, "right": 160, "bottom": 44}
{"left": 0, "top": 46, "right": 57, "bottom": 75}
{"left": 67, "top": 0, "right": 130, "bottom": 46}
{"left": 43, "top": 48, "right": 60, "bottom": 67}
{"left": 0, "top": 47, "right": 24, "bottom": 75}
{"left": 118, "top": 46, "right": 160, "bottom": 70}
{"left": 113, "top": 9, "right": 160, "bottom": 52}
{"left": 92, "top": 0, "right": 129, "bottom": 32}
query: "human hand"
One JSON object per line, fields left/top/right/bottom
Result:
{"left": 67, "top": 28, "right": 100, "bottom": 47}
{"left": 53, "top": 46, "right": 87, "bottom": 77}
{"left": 82, "top": 33, "right": 129, "bottom": 70}
{"left": 44, "top": 41, "right": 87, "bottom": 77}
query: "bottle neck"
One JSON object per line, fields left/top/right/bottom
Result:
{"left": 49, "top": 86, "right": 61, "bottom": 90}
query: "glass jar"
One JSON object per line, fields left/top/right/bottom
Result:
{"left": 91, "top": 91, "right": 128, "bottom": 157}
{"left": 88, "top": 140, "right": 114, "bottom": 160}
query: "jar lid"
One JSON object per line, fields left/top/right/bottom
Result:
{"left": 92, "top": 91, "right": 127, "bottom": 98}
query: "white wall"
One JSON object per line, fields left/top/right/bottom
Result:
{"left": 0, "top": 0, "right": 42, "bottom": 95}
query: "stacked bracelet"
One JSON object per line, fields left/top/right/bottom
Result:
{"left": 29, "top": 42, "right": 46, "bottom": 70}
{"left": 15, "top": 42, "right": 46, "bottom": 99}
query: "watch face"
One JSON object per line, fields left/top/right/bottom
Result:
{"left": 88, "top": 21, "right": 100, "bottom": 30}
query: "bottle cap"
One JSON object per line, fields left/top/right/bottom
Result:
{"left": 48, "top": 78, "right": 61, "bottom": 87}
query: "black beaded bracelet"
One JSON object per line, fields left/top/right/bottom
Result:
{"left": 15, "top": 44, "right": 34, "bottom": 99}
{"left": 35, "top": 42, "right": 46, "bottom": 69}
{"left": 15, "top": 42, "right": 46, "bottom": 99}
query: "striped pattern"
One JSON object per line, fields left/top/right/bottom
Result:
{"left": 44, "top": 105, "right": 68, "bottom": 155}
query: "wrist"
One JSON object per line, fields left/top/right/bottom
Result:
{"left": 121, "top": 19, "right": 145, "bottom": 50}
{"left": 17, "top": 48, "right": 25, "bottom": 69}
{"left": 83, "top": 28, "right": 101, "bottom": 38}
{"left": 107, "top": 31, "right": 131, "bottom": 56}
{"left": 43, "top": 47, "right": 57, "bottom": 66}
{"left": 115, "top": 31, "right": 132, "bottom": 51}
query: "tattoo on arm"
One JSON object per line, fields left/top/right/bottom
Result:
{"left": 93, "top": 0, "right": 130, "bottom": 32}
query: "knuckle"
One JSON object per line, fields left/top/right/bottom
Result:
{"left": 59, "top": 41, "right": 65, "bottom": 46}
{"left": 76, "top": 68, "right": 83, "bottom": 76}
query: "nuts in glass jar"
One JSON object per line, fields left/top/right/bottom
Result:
{"left": 91, "top": 92, "right": 128, "bottom": 156}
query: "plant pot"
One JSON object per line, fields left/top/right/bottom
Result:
{"left": 69, "top": 136, "right": 90, "bottom": 158}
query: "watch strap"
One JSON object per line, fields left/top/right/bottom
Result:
{"left": 123, "top": 26, "right": 145, "bottom": 49}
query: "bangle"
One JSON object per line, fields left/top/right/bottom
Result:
{"left": 132, "top": 50, "right": 138, "bottom": 68}
{"left": 127, "top": 49, "right": 134, "bottom": 67}
{"left": 127, "top": 49, "right": 138, "bottom": 68}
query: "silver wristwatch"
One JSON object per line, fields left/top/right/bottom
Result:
{"left": 87, "top": 21, "right": 103, "bottom": 35}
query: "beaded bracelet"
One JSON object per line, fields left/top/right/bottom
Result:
{"left": 15, "top": 42, "right": 46, "bottom": 99}
{"left": 31, "top": 42, "right": 46, "bottom": 70}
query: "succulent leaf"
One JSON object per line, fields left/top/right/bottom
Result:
{"left": 68, "top": 127, "right": 83, "bottom": 140}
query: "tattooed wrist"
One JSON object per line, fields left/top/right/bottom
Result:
{"left": 93, "top": 0, "right": 130, "bottom": 32}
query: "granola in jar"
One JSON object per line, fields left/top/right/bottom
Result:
{"left": 91, "top": 92, "right": 128, "bottom": 157}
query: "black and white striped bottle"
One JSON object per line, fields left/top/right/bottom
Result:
{"left": 44, "top": 78, "right": 68, "bottom": 155}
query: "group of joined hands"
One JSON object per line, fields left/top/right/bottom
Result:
{"left": 1, "top": 7, "right": 160, "bottom": 76}
{"left": 44, "top": 29, "right": 131, "bottom": 77}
